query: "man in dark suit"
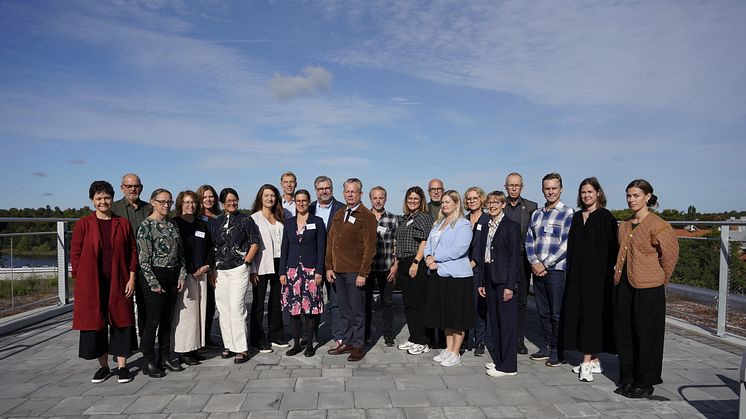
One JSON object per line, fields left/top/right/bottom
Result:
{"left": 309, "top": 175, "right": 346, "bottom": 349}
{"left": 325, "top": 178, "right": 377, "bottom": 362}
{"left": 503, "top": 172, "right": 538, "bottom": 355}
{"left": 111, "top": 173, "right": 152, "bottom": 342}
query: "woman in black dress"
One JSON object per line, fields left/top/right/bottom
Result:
{"left": 561, "top": 177, "right": 618, "bottom": 382}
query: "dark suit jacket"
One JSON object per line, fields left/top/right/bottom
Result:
{"left": 309, "top": 198, "right": 345, "bottom": 233}
{"left": 474, "top": 216, "right": 522, "bottom": 290}
{"left": 279, "top": 215, "right": 327, "bottom": 274}
{"left": 468, "top": 212, "right": 492, "bottom": 280}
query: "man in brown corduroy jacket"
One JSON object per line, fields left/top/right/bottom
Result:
{"left": 325, "top": 178, "right": 378, "bottom": 361}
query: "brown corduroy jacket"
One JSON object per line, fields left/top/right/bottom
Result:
{"left": 325, "top": 203, "right": 378, "bottom": 278}
{"left": 613, "top": 212, "right": 679, "bottom": 289}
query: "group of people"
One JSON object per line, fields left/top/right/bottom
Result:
{"left": 70, "top": 170, "right": 678, "bottom": 399}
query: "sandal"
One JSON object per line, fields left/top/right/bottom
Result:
{"left": 234, "top": 352, "right": 249, "bottom": 364}
{"left": 220, "top": 350, "right": 235, "bottom": 359}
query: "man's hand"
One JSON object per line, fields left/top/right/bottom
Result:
{"left": 279, "top": 275, "right": 287, "bottom": 286}
{"left": 408, "top": 263, "right": 418, "bottom": 278}
{"left": 531, "top": 262, "right": 547, "bottom": 277}
{"left": 355, "top": 275, "right": 366, "bottom": 287}
{"left": 326, "top": 269, "right": 336, "bottom": 283}
{"left": 387, "top": 262, "right": 398, "bottom": 282}
{"left": 503, "top": 288, "right": 514, "bottom": 302}
{"left": 314, "top": 273, "right": 323, "bottom": 286}
{"left": 478, "top": 286, "right": 486, "bottom": 298}
{"left": 249, "top": 273, "right": 258, "bottom": 286}
{"left": 177, "top": 278, "right": 186, "bottom": 292}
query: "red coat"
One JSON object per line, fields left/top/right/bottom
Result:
{"left": 70, "top": 213, "right": 138, "bottom": 330}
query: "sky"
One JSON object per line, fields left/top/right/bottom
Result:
{"left": 1, "top": 0, "right": 744, "bottom": 213}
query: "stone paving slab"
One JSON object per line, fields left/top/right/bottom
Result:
{"left": 0, "top": 298, "right": 742, "bottom": 418}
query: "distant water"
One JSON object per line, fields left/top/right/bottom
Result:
{"left": 0, "top": 255, "right": 57, "bottom": 268}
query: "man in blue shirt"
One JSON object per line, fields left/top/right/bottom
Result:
{"left": 525, "top": 173, "right": 573, "bottom": 367}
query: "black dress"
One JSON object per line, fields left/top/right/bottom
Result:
{"left": 561, "top": 207, "right": 618, "bottom": 354}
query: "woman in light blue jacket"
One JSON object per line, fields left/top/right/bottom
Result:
{"left": 424, "top": 190, "right": 474, "bottom": 367}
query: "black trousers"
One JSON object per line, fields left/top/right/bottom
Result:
{"left": 139, "top": 267, "right": 179, "bottom": 363}
{"left": 250, "top": 258, "right": 285, "bottom": 346}
{"left": 365, "top": 270, "right": 394, "bottom": 341}
{"left": 485, "top": 264, "right": 517, "bottom": 373}
{"left": 613, "top": 277, "right": 666, "bottom": 388}
{"left": 335, "top": 272, "right": 366, "bottom": 348}
{"left": 397, "top": 258, "right": 431, "bottom": 345}
{"left": 515, "top": 256, "right": 531, "bottom": 346}
{"left": 135, "top": 270, "right": 147, "bottom": 343}
{"left": 79, "top": 325, "right": 135, "bottom": 360}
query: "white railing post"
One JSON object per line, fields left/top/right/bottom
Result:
{"left": 717, "top": 225, "right": 729, "bottom": 337}
{"left": 56, "top": 221, "right": 70, "bottom": 305}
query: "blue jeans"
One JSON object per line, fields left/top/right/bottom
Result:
{"left": 533, "top": 270, "right": 565, "bottom": 353}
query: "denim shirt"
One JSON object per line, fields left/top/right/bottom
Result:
{"left": 424, "top": 217, "right": 473, "bottom": 278}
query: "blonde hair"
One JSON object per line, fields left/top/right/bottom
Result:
{"left": 435, "top": 190, "right": 464, "bottom": 228}
{"left": 464, "top": 186, "right": 486, "bottom": 210}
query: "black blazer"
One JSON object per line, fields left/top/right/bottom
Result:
{"left": 474, "top": 216, "right": 522, "bottom": 289}
{"left": 468, "top": 212, "right": 492, "bottom": 280}
{"left": 279, "top": 215, "right": 327, "bottom": 275}
{"left": 309, "top": 198, "right": 345, "bottom": 234}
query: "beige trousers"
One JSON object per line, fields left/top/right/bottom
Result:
{"left": 171, "top": 273, "right": 207, "bottom": 353}
{"left": 215, "top": 264, "right": 249, "bottom": 352}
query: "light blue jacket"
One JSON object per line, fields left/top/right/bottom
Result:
{"left": 424, "top": 217, "right": 473, "bottom": 278}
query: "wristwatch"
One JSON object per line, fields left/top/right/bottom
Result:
{"left": 413, "top": 259, "right": 420, "bottom": 265}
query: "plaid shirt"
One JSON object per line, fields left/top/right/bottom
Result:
{"left": 395, "top": 211, "right": 434, "bottom": 259}
{"left": 525, "top": 201, "right": 574, "bottom": 271}
{"left": 371, "top": 209, "right": 399, "bottom": 272}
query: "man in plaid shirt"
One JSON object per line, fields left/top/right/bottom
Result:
{"left": 526, "top": 172, "right": 574, "bottom": 367}
{"left": 365, "top": 186, "right": 399, "bottom": 346}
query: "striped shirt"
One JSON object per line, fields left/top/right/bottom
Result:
{"left": 525, "top": 201, "right": 574, "bottom": 271}
{"left": 371, "top": 209, "right": 399, "bottom": 272}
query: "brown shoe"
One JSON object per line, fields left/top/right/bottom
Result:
{"left": 327, "top": 343, "right": 353, "bottom": 355}
{"left": 347, "top": 347, "right": 365, "bottom": 362}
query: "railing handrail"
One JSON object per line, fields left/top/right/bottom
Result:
{"left": 667, "top": 220, "right": 746, "bottom": 227}
{"left": 0, "top": 217, "right": 78, "bottom": 222}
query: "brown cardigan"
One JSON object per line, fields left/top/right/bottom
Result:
{"left": 613, "top": 212, "right": 679, "bottom": 289}
{"left": 325, "top": 203, "right": 378, "bottom": 277}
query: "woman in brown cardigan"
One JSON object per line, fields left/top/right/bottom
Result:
{"left": 612, "top": 179, "right": 679, "bottom": 399}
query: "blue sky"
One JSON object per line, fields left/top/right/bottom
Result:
{"left": 1, "top": 0, "right": 744, "bottom": 213}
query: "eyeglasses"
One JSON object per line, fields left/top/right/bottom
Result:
{"left": 154, "top": 199, "right": 173, "bottom": 207}
{"left": 316, "top": 186, "right": 331, "bottom": 191}
{"left": 487, "top": 201, "right": 503, "bottom": 206}
{"left": 122, "top": 184, "right": 142, "bottom": 189}
{"left": 224, "top": 199, "right": 239, "bottom": 205}
{"left": 505, "top": 184, "right": 522, "bottom": 189}
{"left": 406, "top": 198, "right": 421, "bottom": 202}
{"left": 428, "top": 187, "right": 444, "bottom": 192}
{"left": 295, "top": 199, "right": 309, "bottom": 204}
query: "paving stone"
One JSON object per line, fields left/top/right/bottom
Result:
{"left": 554, "top": 402, "right": 601, "bottom": 417}
{"left": 285, "top": 410, "right": 326, "bottom": 419}
{"left": 206, "top": 413, "right": 250, "bottom": 419}
{"left": 295, "top": 377, "right": 345, "bottom": 392}
{"left": 190, "top": 380, "right": 248, "bottom": 395}
{"left": 525, "top": 385, "right": 572, "bottom": 404}
{"left": 389, "top": 390, "right": 429, "bottom": 407}
{"left": 126, "top": 414, "right": 169, "bottom": 419}
{"left": 586, "top": 401, "right": 640, "bottom": 416}
{"left": 163, "top": 394, "right": 212, "bottom": 413}
{"left": 346, "top": 376, "right": 395, "bottom": 391}
{"left": 0, "top": 383, "right": 44, "bottom": 399}
{"left": 442, "top": 405, "right": 486, "bottom": 419}
{"left": 321, "top": 368, "right": 352, "bottom": 378}
{"left": 279, "top": 392, "right": 318, "bottom": 411}
{"left": 136, "top": 380, "right": 198, "bottom": 396}
{"left": 29, "top": 381, "right": 96, "bottom": 398}
{"left": 203, "top": 394, "right": 248, "bottom": 413}
{"left": 394, "top": 376, "right": 447, "bottom": 390}
{"left": 353, "top": 390, "right": 392, "bottom": 408}
{"left": 247, "top": 412, "right": 288, "bottom": 419}
{"left": 259, "top": 369, "right": 292, "bottom": 378}
{"left": 243, "top": 378, "right": 296, "bottom": 392}
{"left": 43, "top": 396, "right": 102, "bottom": 416}
{"left": 84, "top": 378, "right": 149, "bottom": 396}
{"left": 561, "top": 384, "right": 613, "bottom": 403}
{"left": 290, "top": 369, "right": 322, "bottom": 378}
{"left": 441, "top": 374, "right": 493, "bottom": 389}
{"left": 239, "top": 392, "right": 283, "bottom": 411}
{"left": 365, "top": 407, "right": 406, "bottom": 419}
{"left": 515, "top": 403, "right": 564, "bottom": 418}
{"left": 426, "top": 389, "right": 466, "bottom": 407}
{"left": 479, "top": 405, "right": 525, "bottom": 418}
{"left": 0, "top": 398, "right": 25, "bottom": 416}
{"left": 84, "top": 395, "right": 139, "bottom": 414}
{"left": 6, "top": 397, "right": 62, "bottom": 416}
{"left": 326, "top": 408, "right": 366, "bottom": 419}
{"left": 168, "top": 413, "right": 210, "bottom": 419}
{"left": 490, "top": 388, "right": 537, "bottom": 405}
{"left": 124, "top": 395, "right": 176, "bottom": 414}
{"left": 403, "top": 406, "right": 447, "bottom": 419}
{"left": 317, "top": 392, "right": 354, "bottom": 410}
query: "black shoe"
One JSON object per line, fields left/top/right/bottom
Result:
{"left": 258, "top": 344, "right": 273, "bottom": 354}
{"left": 517, "top": 342, "right": 528, "bottom": 355}
{"left": 221, "top": 350, "right": 235, "bottom": 359}
{"left": 474, "top": 342, "right": 485, "bottom": 356}
{"left": 91, "top": 366, "right": 111, "bottom": 383}
{"left": 180, "top": 354, "right": 201, "bottom": 366}
{"left": 234, "top": 352, "right": 249, "bottom": 364}
{"left": 614, "top": 383, "right": 633, "bottom": 396}
{"left": 625, "top": 385, "right": 654, "bottom": 399}
{"left": 286, "top": 346, "right": 304, "bottom": 356}
{"left": 191, "top": 351, "right": 206, "bottom": 361}
{"left": 117, "top": 367, "right": 132, "bottom": 383}
{"left": 383, "top": 336, "right": 395, "bottom": 347}
{"left": 304, "top": 347, "right": 316, "bottom": 357}
{"left": 160, "top": 359, "right": 185, "bottom": 372}
{"left": 142, "top": 361, "right": 166, "bottom": 378}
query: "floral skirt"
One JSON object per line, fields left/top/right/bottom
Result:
{"left": 281, "top": 262, "right": 324, "bottom": 316}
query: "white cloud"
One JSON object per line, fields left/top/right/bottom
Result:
{"left": 268, "top": 66, "right": 333, "bottom": 100}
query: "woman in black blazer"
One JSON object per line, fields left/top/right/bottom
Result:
{"left": 476, "top": 191, "right": 522, "bottom": 377}
{"left": 279, "top": 189, "right": 327, "bottom": 357}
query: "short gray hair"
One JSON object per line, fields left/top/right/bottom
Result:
{"left": 314, "top": 175, "right": 332, "bottom": 188}
{"left": 343, "top": 178, "right": 363, "bottom": 192}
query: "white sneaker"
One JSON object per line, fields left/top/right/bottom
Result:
{"left": 433, "top": 349, "right": 449, "bottom": 362}
{"left": 571, "top": 358, "right": 602, "bottom": 374}
{"left": 407, "top": 344, "right": 431, "bottom": 355}
{"left": 486, "top": 368, "right": 517, "bottom": 377}
{"left": 440, "top": 352, "right": 461, "bottom": 367}
{"left": 579, "top": 362, "right": 594, "bottom": 382}
{"left": 398, "top": 341, "right": 415, "bottom": 351}
{"left": 272, "top": 341, "right": 290, "bottom": 348}
{"left": 485, "top": 362, "right": 495, "bottom": 370}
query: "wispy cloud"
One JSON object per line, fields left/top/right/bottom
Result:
{"left": 67, "top": 159, "right": 86, "bottom": 165}
{"left": 268, "top": 66, "right": 333, "bottom": 100}
{"left": 32, "top": 172, "right": 47, "bottom": 177}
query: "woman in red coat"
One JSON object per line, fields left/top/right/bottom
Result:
{"left": 71, "top": 181, "right": 138, "bottom": 384}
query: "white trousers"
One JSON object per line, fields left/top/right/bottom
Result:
{"left": 171, "top": 273, "right": 207, "bottom": 353}
{"left": 215, "top": 264, "right": 249, "bottom": 352}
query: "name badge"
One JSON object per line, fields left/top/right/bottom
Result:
{"left": 306, "top": 223, "right": 316, "bottom": 230}
{"left": 195, "top": 230, "right": 206, "bottom": 238}
{"left": 348, "top": 216, "right": 357, "bottom": 224}
{"left": 476, "top": 224, "right": 482, "bottom": 231}
{"left": 406, "top": 219, "right": 414, "bottom": 226}
{"left": 377, "top": 226, "right": 387, "bottom": 234}
{"left": 543, "top": 224, "right": 554, "bottom": 233}
{"left": 430, "top": 230, "right": 439, "bottom": 237}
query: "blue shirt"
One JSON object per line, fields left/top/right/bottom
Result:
{"left": 315, "top": 204, "right": 333, "bottom": 228}
{"left": 424, "top": 217, "right": 473, "bottom": 278}
{"left": 525, "top": 200, "right": 574, "bottom": 271}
